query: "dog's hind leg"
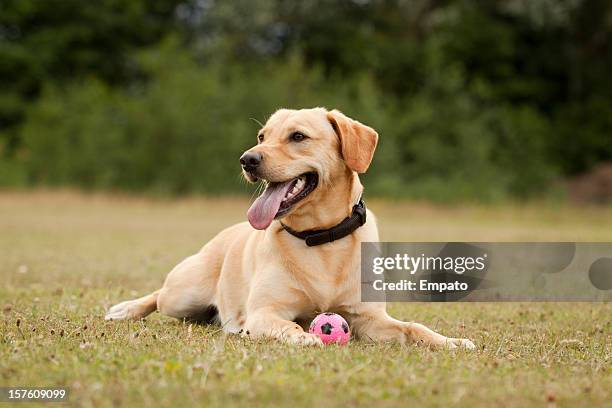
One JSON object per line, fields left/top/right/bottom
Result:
{"left": 106, "top": 246, "right": 221, "bottom": 322}
{"left": 155, "top": 248, "right": 221, "bottom": 321}
{"left": 106, "top": 224, "right": 245, "bottom": 322}
{"left": 105, "top": 290, "right": 160, "bottom": 320}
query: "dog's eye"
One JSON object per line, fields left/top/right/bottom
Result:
{"left": 290, "top": 132, "right": 306, "bottom": 142}
{"left": 257, "top": 134, "right": 264, "bottom": 143}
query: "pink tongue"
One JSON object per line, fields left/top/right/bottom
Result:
{"left": 247, "top": 180, "right": 295, "bottom": 230}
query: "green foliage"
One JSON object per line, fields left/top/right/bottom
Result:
{"left": 19, "top": 40, "right": 556, "bottom": 200}
{"left": 0, "top": 0, "right": 182, "bottom": 150}
{"left": 0, "top": 157, "right": 26, "bottom": 187}
{"left": 366, "top": 40, "right": 556, "bottom": 201}
{"left": 19, "top": 42, "right": 386, "bottom": 194}
{"left": 2, "top": 0, "right": 612, "bottom": 200}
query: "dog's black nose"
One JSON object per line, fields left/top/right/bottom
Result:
{"left": 240, "top": 151, "right": 262, "bottom": 171}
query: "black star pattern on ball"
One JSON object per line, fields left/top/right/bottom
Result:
{"left": 342, "top": 322, "right": 349, "bottom": 334}
{"left": 320, "top": 322, "right": 333, "bottom": 335}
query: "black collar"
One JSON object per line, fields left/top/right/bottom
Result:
{"left": 280, "top": 199, "right": 367, "bottom": 246}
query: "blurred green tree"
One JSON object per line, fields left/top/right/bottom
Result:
{"left": 0, "top": 0, "right": 182, "bottom": 153}
{"left": 2, "top": 0, "right": 611, "bottom": 200}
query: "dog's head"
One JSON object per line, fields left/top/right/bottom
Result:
{"left": 241, "top": 107, "right": 378, "bottom": 230}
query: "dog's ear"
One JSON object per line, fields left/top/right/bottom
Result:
{"left": 327, "top": 109, "right": 378, "bottom": 173}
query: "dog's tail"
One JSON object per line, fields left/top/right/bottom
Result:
{"left": 105, "top": 290, "right": 159, "bottom": 320}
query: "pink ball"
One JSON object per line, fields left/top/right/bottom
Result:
{"left": 308, "top": 313, "right": 350, "bottom": 345}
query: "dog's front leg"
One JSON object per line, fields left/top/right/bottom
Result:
{"left": 352, "top": 309, "right": 475, "bottom": 350}
{"left": 244, "top": 307, "right": 323, "bottom": 346}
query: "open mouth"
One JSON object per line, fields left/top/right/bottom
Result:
{"left": 247, "top": 172, "right": 318, "bottom": 230}
{"left": 276, "top": 172, "right": 319, "bottom": 217}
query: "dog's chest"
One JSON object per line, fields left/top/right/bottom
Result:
{"left": 290, "top": 244, "right": 361, "bottom": 310}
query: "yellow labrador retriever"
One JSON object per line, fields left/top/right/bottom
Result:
{"left": 106, "top": 107, "right": 475, "bottom": 349}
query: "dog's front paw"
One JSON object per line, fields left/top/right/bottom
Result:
{"left": 283, "top": 331, "right": 324, "bottom": 346}
{"left": 446, "top": 337, "right": 476, "bottom": 350}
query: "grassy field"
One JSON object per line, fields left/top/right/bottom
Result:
{"left": 1, "top": 191, "right": 610, "bottom": 407}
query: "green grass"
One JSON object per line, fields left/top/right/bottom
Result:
{"left": 1, "top": 191, "right": 610, "bottom": 407}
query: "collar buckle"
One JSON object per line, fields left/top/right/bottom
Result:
{"left": 353, "top": 200, "right": 367, "bottom": 226}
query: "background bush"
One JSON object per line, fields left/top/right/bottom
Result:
{"left": 2, "top": 0, "right": 611, "bottom": 201}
